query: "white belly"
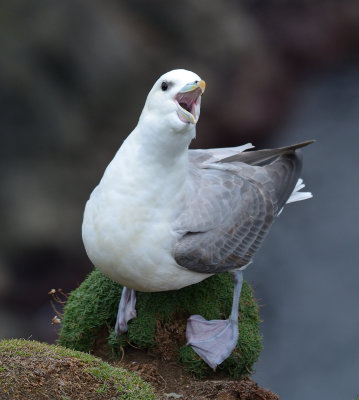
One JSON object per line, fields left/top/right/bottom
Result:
{"left": 82, "top": 185, "right": 211, "bottom": 292}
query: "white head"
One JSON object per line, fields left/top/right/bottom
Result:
{"left": 139, "top": 69, "right": 206, "bottom": 135}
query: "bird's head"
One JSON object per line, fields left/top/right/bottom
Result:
{"left": 140, "top": 69, "right": 206, "bottom": 133}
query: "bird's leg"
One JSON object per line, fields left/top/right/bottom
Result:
{"left": 186, "top": 270, "right": 243, "bottom": 370}
{"left": 115, "top": 287, "right": 137, "bottom": 335}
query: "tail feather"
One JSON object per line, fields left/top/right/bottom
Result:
{"left": 264, "top": 151, "right": 303, "bottom": 213}
{"left": 286, "top": 178, "right": 313, "bottom": 204}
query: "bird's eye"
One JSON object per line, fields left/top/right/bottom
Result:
{"left": 161, "top": 81, "right": 168, "bottom": 91}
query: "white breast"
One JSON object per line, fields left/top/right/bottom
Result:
{"left": 82, "top": 133, "right": 210, "bottom": 292}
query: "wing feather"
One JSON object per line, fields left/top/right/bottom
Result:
{"left": 174, "top": 145, "right": 307, "bottom": 274}
{"left": 173, "top": 166, "right": 274, "bottom": 273}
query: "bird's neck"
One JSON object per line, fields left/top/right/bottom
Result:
{"left": 132, "top": 116, "right": 195, "bottom": 169}
{"left": 103, "top": 120, "right": 194, "bottom": 194}
{"left": 100, "top": 122, "right": 191, "bottom": 213}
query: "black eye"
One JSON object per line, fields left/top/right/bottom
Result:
{"left": 161, "top": 81, "right": 168, "bottom": 91}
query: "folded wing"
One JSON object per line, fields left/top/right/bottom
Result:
{"left": 173, "top": 142, "right": 312, "bottom": 273}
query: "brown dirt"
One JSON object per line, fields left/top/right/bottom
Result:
{"left": 0, "top": 336, "right": 279, "bottom": 400}
{"left": 152, "top": 318, "right": 188, "bottom": 361}
{"left": 90, "top": 323, "right": 279, "bottom": 399}
{"left": 0, "top": 348, "right": 150, "bottom": 400}
{"left": 97, "top": 341, "right": 280, "bottom": 400}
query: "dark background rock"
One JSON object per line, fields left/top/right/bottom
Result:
{"left": 1, "top": 1, "right": 359, "bottom": 398}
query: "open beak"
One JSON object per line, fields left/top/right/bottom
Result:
{"left": 175, "top": 80, "right": 206, "bottom": 124}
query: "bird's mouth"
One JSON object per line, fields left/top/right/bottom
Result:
{"left": 175, "top": 80, "right": 206, "bottom": 124}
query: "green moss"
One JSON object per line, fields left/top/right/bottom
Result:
{"left": 178, "top": 345, "right": 212, "bottom": 378}
{"left": 58, "top": 269, "right": 122, "bottom": 352}
{"left": 0, "top": 339, "right": 156, "bottom": 399}
{"left": 178, "top": 280, "right": 263, "bottom": 379}
{"left": 59, "top": 269, "right": 262, "bottom": 378}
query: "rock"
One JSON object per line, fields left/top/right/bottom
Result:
{"left": 164, "top": 393, "right": 183, "bottom": 399}
{"left": 58, "top": 269, "right": 262, "bottom": 378}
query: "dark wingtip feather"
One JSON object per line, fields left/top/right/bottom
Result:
{"left": 281, "top": 139, "right": 316, "bottom": 152}
{"left": 219, "top": 140, "right": 315, "bottom": 165}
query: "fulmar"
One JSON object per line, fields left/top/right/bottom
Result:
{"left": 82, "top": 69, "right": 313, "bottom": 369}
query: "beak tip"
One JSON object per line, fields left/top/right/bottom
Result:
{"left": 198, "top": 80, "right": 206, "bottom": 93}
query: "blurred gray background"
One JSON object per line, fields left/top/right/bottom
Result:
{"left": 1, "top": 1, "right": 358, "bottom": 399}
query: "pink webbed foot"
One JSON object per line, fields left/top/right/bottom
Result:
{"left": 186, "top": 270, "right": 243, "bottom": 370}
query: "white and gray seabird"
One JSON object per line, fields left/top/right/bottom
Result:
{"left": 82, "top": 69, "right": 313, "bottom": 369}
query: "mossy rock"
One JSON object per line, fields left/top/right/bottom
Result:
{"left": 58, "top": 269, "right": 262, "bottom": 378}
{"left": 0, "top": 338, "right": 156, "bottom": 399}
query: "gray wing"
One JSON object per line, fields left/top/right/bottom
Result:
{"left": 173, "top": 146, "right": 307, "bottom": 274}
